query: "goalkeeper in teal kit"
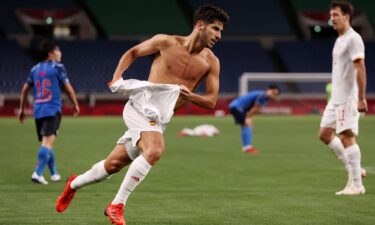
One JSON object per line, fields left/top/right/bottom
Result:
{"left": 229, "top": 85, "right": 280, "bottom": 154}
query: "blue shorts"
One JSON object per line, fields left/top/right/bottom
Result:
{"left": 229, "top": 106, "right": 246, "bottom": 125}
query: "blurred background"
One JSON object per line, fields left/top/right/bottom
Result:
{"left": 1, "top": 0, "right": 375, "bottom": 116}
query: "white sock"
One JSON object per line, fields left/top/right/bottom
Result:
{"left": 71, "top": 160, "right": 109, "bottom": 190}
{"left": 328, "top": 137, "right": 351, "bottom": 173}
{"left": 112, "top": 155, "right": 152, "bottom": 205}
{"left": 344, "top": 144, "right": 362, "bottom": 187}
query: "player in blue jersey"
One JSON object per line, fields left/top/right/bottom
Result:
{"left": 18, "top": 40, "right": 80, "bottom": 184}
{"left": 229, "top": 85, "right": 280, "bottom": 155}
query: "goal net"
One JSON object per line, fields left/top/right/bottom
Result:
{"left": 239, "top": 72, "right": 331, "bottom": 99}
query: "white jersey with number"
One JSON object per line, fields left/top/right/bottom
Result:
{"left": 331, "top": 27, "right": 365, "bottom": 105}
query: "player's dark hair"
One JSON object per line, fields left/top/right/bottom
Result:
{"left": 330, "top": 0, "right": 354, "bottom": 18}
{"left": 268, "top": 84, "right": 280, "bottom": 93}
{"left": 193, "top": 5, "right": 229, "bottom": 26}
{"left": 38, "top": 39, "right": 58, "bottom": 60}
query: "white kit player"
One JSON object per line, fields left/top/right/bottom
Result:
{"left": 180, "top": 124, "right": 220, "bottom": 137}
{"left": 55, "top": 5, "right": 229, "bottom": 225}
{"left": 319, "top": 1, "right": 367, "bottom": 195}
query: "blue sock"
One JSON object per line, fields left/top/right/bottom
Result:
{"left": 48, "top": 148, "right": 58, "bottom": 175}
{"left": 35, "top": 146, "right": 50, "bottom": 176}
{"left": 241, "top": 126, "right": 253, "bottom": 148}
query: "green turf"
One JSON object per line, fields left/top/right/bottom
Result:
{"left": 1, "top": 115, "right": 374, "bottom": 225}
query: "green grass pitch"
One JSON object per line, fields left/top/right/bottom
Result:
{"left": 1, "top": 115, "right": 375, "bottom": 225}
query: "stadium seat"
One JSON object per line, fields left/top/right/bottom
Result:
{"left": 0, "top": 40, "right": 33, "bottom": 93}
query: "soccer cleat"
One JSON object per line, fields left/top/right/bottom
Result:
{"left": 105, "top": 203, "right": 126, "bottom": 225}
{"left": 31, "top": 172, "right": 48, "bottom": 185}
{"left": 51, "top": 174, "right": 61, "bottom": 182}
{"left": 243, "top": 146, "right": 259, "bottom": 155}
{"left": 55, "top": 174, "right": 78, "bottom": 212}
{"left": 335, "top": 185, "right": 366, "bottom": 195}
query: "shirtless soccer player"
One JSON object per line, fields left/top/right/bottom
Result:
{"left": 56, "top": 5, "right": 229, "bottom": 225}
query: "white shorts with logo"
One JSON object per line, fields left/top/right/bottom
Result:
{"left": 320, "top": 100, "right": 360, "bottom": 135}
{"left": 116, "top": 101, "right": 166, "bottom": 160}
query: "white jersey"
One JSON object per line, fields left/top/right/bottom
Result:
{"left": 331, "top": 27, "right": 365, "bottom": 105}
{"left": 109, "top": 78, "right": 180, "bottom": 124}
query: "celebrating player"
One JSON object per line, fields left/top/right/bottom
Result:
{"left": 55, "top": 5, "right": 229, "bottom": 225}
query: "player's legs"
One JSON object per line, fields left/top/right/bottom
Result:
{"left": 336, "top": 102, "right": 364, "bottom": 191}
{"left": 41, "top": 135, "right": 61, "bottom": 181}
{"left": 242, "top": 117, "right": 253, "bottom": 148}
{"left": 335, "top": 130, "right": 365, "bottom": 195}
{"left": 32, "top": 116, "right": 60, "bottom": 184}
{"left": 230, "top": 107, "right": 256, "bottom": 154}
{"left": 324, "top": 102, "right": 364, "bottom": 195}
{"left": 107, "top": 131, "right": 161, "bottom": 225}
{"left": 111, "top": 103, "right": 164, "bottom": 205}
{"left": 318, "top": 126, "right": 350, "bottom": 165}
{"left": 241, "top": 117, "right": 258, "bottom": 155}
{"left": 138, "top": 131, "right": 165, "bottom": 164}
{"left": 319, "top": 103, "right": 354, "bottom": 194}
{"left": 111, "top": 131, "right": 162, "bottom": 205}
{"left": 72, "top": 144, "right": 131, "bottom": 190}
{"left": 319, "top": 126, "right": 354, "bottom": 177}
{"left": 56, "top": 144, "right": 132, "bottom": 213}
{"left": 45, "top": 113, "right": 61, "bottom": 180}
{"left": 319, "top": 102, "right": 351, "bottom": 170}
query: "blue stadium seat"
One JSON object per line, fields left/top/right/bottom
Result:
{"left": 57, "top": 40, "right": 152, "bottom": 93}
{"left": 0, "top": 40, "right": 33, "bottom": 93}
{"left": 275, "top": 40, "right": 375, "bottom": 93}
{"left": 0, "top": 0, "right": 78, "bottom": 35}
{"left": 208, "top": 40, "right": 275, "bottom": 93}
{"left": 365, "top": 42, "right": 375, "bottom": 92}
{"left": 186, "top": 0, "right": 293, "bottom": 36}
{"left": 275, "top": 40, "right": 333, "bottom": 72}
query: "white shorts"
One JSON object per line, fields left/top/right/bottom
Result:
{"left": 116, "top": 101, "right": 166, "bottom": 160}
{"left": 320, "top": 101, "right": 360, "bottom": 135}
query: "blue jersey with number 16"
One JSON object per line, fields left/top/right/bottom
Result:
{"left": 26, "top": 61, "right": 70, "bottom": 119}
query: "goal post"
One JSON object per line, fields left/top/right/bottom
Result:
{"left": 239, "top": 72, "right": 331, "bottom": 96}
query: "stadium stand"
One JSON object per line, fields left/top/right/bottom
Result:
{"left": 82, "top": 0, "right": 191, "bottom": 36}
{"left": 206, "top": 40, "right": 275, "bottom": 93}
{"left": 275, "top": 40, "right": 333, "bottom": 72}
{"left": 291, "top": 0, "right": 375, "bottom": 31}
{"left": 186, "top": 0, "right": 294, "bottom": 36}
{"left": 275, "top": 40, "right": 375, "bottom": 92}
{"left": 0, "top": 39, "right": 33, "bottom": 93}
{"left": 365, "top": 41, "right": 375, "bottom": 92}
{"left": 57, "top": 40, "right": 152, "bottom": 93}
{"left": 0, "top": 0, "right": 78, "bottom": 35}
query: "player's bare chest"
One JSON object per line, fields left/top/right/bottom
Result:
{"left": 163, "top": 52, "right": 210, "bottom": 80}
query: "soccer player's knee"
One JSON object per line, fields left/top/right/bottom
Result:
{"left": 105, "top": 159, "right": 124, "bottom": 174}
{"left": 143, "top": 146, "right": 164, "bottom": 165}
{"left": 318, "top": 132, "right": 327, "bottom": 142}
{"left": 318, "top": 130, "right": 331, "bottom": 144}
